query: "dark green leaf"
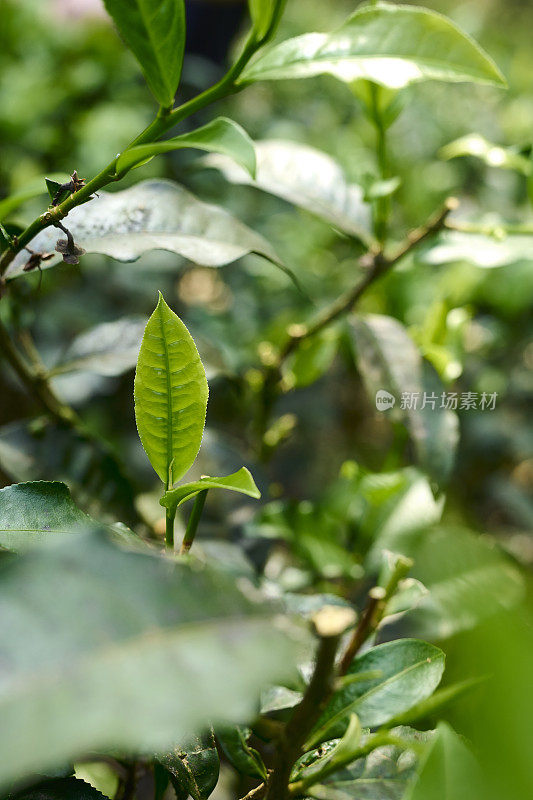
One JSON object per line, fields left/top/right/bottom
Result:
{"left": 0, "top": 481, "right": 110, "bottom": 552}
{"left": 134, "top": 293, "right": 208, "bottom": 485}
{"left": 6, "top": 181, "right": 288, "bottom": 282}
{"left": 10, "top": 777, "right": 109, "bottom": 800}
{"left": 309, "top": 639, "right": 445, "bottom": 747}
{"left": 204, "top": 139, "right": 372, "bottom": 243}
{"left": 116, "top": 118, "right": 256, "bottom": 178}
{"left": 308, "top": 727, "right": 433, "bottom": 800}
{"left": 217, "top": 726, "right": 267, "bottom": 780}
{"left": 160, "top": 733, "right": 219, "bottom": 800}
{"left": 103, "top": 0, "right": 185, "bottom": 106}
{"left": 240, "top": 2, "right": 505, "bottom": 89}
{"left": 0, "top": 531, "right": 303, "bottom": 786}
{"left": 160, "top": 467, "right": 260, "bottom": 513}
{"left": 351, "top": 315, "right": 459, "bottom": 484}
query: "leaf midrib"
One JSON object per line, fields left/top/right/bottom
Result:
{"left": 157, "top": 301, "right": 174, "bottom": 487}
{"left": 313, "top": 655, "right": 442, "bottom": 740}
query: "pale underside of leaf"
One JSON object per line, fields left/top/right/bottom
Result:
{"left": 203, "top": 139, "right": 372, "bottom": 243}
{"left": 6, "top": 181, "right": 283, "bottom": 280}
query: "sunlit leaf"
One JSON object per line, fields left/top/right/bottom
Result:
{"left": 424, "top": 231, "right": 533, "bottom": 268}
{"left": 439, "top": 134, "right": 530, "bottom": 174}
{"left": 103, "top": 0, "right": 186, "bottom": 106}
{"left": 204, "top": 139, "right": 372, "bottom": 243}
{"left": 116, "top": 118, "right": 256, "bottom": 178}
{"left": 134, "top": 293, "right": 208, "bottom": 485}
{"left": 240, "top": 2, "right": 505, "bottom": 89}
{"left": 161, "top": 467, "right": 260, "bottom": 513}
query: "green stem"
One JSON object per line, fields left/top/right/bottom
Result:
{"left": 369, "top": 83, "right": 390, "bottom": 244}
{"left": 165, "top": 507, "right": 176, "bottom": 550}
{"left": 0, "top": 31, "right": 261, "bottom": 278}
{"left": 180, "top": 490, "right": 208, "bottom": 555}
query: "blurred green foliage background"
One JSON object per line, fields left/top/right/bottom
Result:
{"left": 1, "top": 2, "right": 532, "bottom": 798}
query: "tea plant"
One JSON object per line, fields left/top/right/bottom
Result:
{"left": 0, "top": 2, "right": 529, "bottom": 800}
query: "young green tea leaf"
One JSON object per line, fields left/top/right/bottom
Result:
{"left": 240, "top": 2, "right": 505, "bottom": 89}
{"left": 0, "top": 531, "right": 303, "bottom": 787}
{"left": 160, "top": 467, "right": 260, "bottom": 513}
{"left": 6, "top": 181, "right": 287, "bottom": 282}
{"left": 308, "top": 639, "right": 445, "bottom": 747}
{"left": 351, "top": 315, "right": 459, "bottom": 484}
{"left": 134, "top": 293, "right": 208, "bottom": 486}
{"left": 103, "top": 0, "right": 186, "bottom": 106}
{"left": 116, "top": 118, "right": 256, "bottom": 178}
{"left": 204, "top": 139, "right": 372, "bottom": 244}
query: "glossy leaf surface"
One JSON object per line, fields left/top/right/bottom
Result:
{"left": 309, "top": 639, "right": 445, "bottom": 746}
{"left": 134, "top": 294, "right": 208, "bottom": 485}
{"left": 161, "top": 467, "right": 260, "bottom": 513}
{"left": 116, "top": 118, "right": 255, "bottom": 177}
{"left": 103, "top": 0, "right": 185, "bottom": 106}
{"left": 241, "top": 2, "right": 505, "bottom": 89}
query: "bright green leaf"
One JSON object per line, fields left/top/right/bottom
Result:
{"left": 161, "top": 467, "right": 260, "bottom": 513}
{"left": 0, "top": 531, "right": 303, "bottom": 786}
{"left": 116, "top": 118, "right": 256, "bottom": 178}
{"left": 240, "top": 2, "right": 505, "bottom": 90}
{"left": 351, "top": 315, "right": 459, "bottom": 484}
{"left": 134, "top": 293, "right": 208, "bottom": 486}
{"left": 103, "top": 0, "right": 186, "bottom": 106}
{"left": 308, "top": 639, "right": 445, "bottom": 747}
{"left": 204, "top": 139, "right": 372, "bottom": 243}
{"left": 284, "top": 328, "right": 339, "bottom": 389}
{"left": 424, "top": 231, "right": 533, "bottom": 268}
